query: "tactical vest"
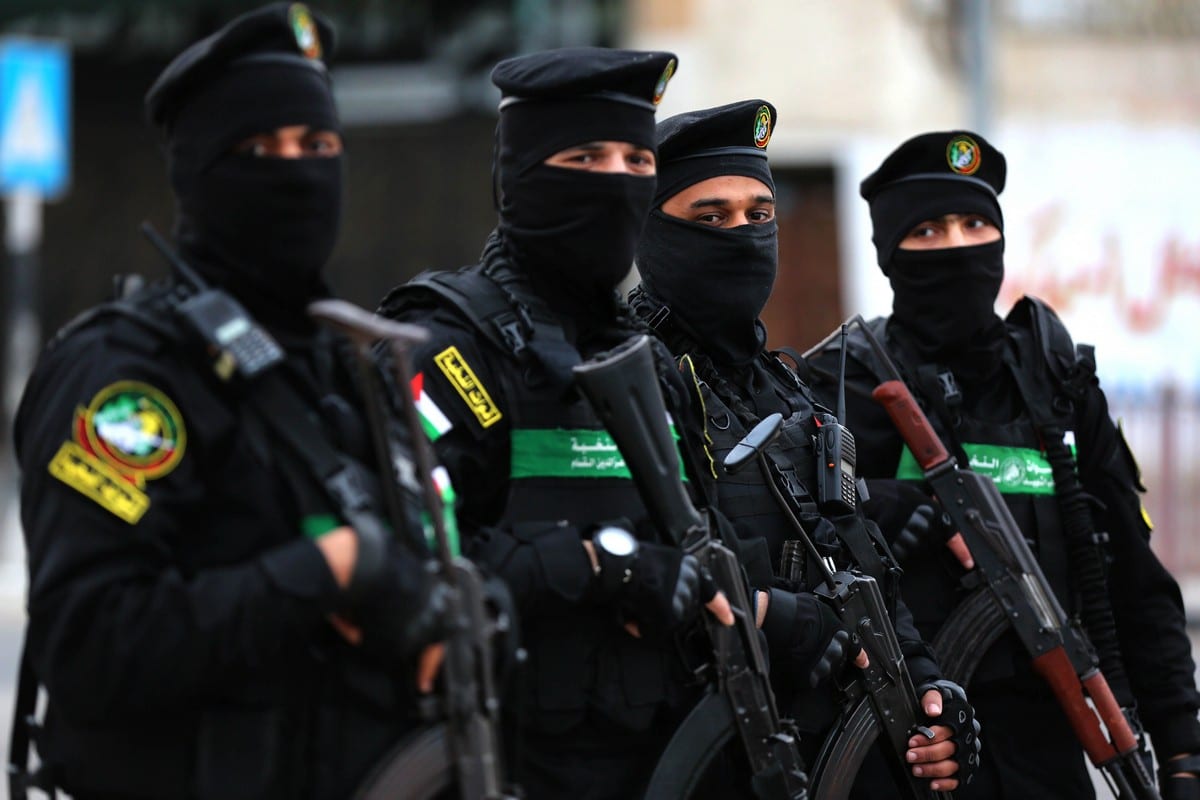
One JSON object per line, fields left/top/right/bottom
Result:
{"left": 844, "top": 301, "right": 1095, "bottom": 632}
{"left": 14, "top": 280, "right": 424, "bottom": 799}
{"left": 683, "top": 354, "right": 820, "bottom": 565}
{"left": 384, "top": 266, "right": 688, "bottom": 734}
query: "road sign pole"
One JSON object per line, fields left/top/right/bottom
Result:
{"left": 1, "top": 186, "right": 41, "bottom": 445}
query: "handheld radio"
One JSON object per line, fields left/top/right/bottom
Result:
{"left": 142, "top": 222, "right": 285, "bottom": 381}
{"left": 814, "top": 323, "right": 858, "bottom": 514}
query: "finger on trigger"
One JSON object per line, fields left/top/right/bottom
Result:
{"left": 416, "top": 643, "right": 446, "bottom": 694}
{"left": 853, "top": 642, "right": 870, "bottom": 668}
{"left": 946, "top": 532, "right": 974, "bottom": 569}
{"left": 706, "top": 591, "right": 734, "bottom": 626}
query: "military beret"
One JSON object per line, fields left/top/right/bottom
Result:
{"left": 491, "top": 47, "right": 678, "bottom": 177}
{"left": 145, "top": 2, "right": 335, "bottom": 132}
{"left": 860, "top": 130, "right": 1006, "bottom": 266}
{"left": 654, "top": 99, "right": 776, "bottom": 205}
{"left": 491, "top": 47, "right": 677, "bottom": 111}
{"left": 860, "top": 130, "right": 1005, "bottom": 201}
{"left": 658, "top": 99, "right": 776, "bottom": 163}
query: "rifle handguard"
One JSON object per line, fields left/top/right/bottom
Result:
{"left": 871, "top": 381, "right": 951, "bottom": 471}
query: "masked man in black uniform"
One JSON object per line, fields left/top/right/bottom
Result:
{"left": 376, "top": 48, "right": 747, "bottom": 799}
{"left": 806, "top": 130, "right": 1200, "bottom": 799}
{"left": 629, "top": 100, "right": 979, "bottom": 795}
{"left": 11, "top": 6, "right": 447, "bottom": 798}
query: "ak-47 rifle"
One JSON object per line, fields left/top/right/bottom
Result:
{"left": 572, "top": 334, "right": 810, "bottom": 800}
{"left": 306, "top": 300, "right": 517, "bottom": 800}
{"left": 833, "top": 315, "right": 1159, "bottom": 800}
{"left": 724, "top": 409, "right": 952, "bottom": 800}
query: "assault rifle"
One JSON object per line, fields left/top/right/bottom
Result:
{"left": 573, "top": 334, "right": 810, "bottom": 800}
{"left": 724, "top": 412, "right": 951, "bottom": 800}
{"left": 307, "top": 300, "right": 516, "bottom": 800}
{"left": 835, "top": 315, "right": 1159, "bottom": 800}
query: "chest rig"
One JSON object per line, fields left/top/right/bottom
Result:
{"left": 387, "top": 266, "right": 656, "bottom": 531}
{"left": 382, "top": 266, "right": 687, "bottom": 733}
{"left": 630, "top": 290, "right": 899, "bottom": 599}
{"left": 847, "top": 306, "right": 1099, "bottom": 620}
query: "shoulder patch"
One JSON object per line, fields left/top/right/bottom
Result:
{"left": 48, "top": 380, "right": 186, "bottom": 523}
{"left": 49, "top": 441, "right": 152, "bottom": 524}
{"left": 78, "top": 381, "right": 186, "bottom": 483}
{"left": 433, "top": 346, "right": 502, "bottom": 429}
{"left": 411, "top": 372, "right": 454, "bottom": 440}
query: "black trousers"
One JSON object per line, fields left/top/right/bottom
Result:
{"left": 516, "top": 713, "right": 678, "bottom": 800}
{"left": 958, "top": 683, "right": 1095, "bottom": 800}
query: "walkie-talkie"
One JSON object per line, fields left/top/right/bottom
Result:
{"left": 142, "top": 222, "right": 285, "bottom": 381}
{"left": 814, "top": 323, "right": 858, "bottom": 514}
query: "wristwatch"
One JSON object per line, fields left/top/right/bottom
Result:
{"left": 592, "top": 526, "right": 639, "bottom": 595}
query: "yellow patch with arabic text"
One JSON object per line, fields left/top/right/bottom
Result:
{"left": 49, "top": 441, "right": 151, "bottom": 524}
{"left": 434, "top": 346, "right": 502, "bottom": 429}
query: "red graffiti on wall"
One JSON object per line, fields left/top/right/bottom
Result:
{"left": 998, "top": 203, "right": 1200, "bottom": 334}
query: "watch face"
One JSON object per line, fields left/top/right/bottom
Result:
{"left": 596, "top": 526, "right": 637, "bottom": 557}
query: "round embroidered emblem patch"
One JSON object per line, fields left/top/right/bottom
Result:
{"left": 82, "top": 381, "right": 186, "bottom": 480}
{"left": 289, "top": 3, "right": 322, "bottom": 60}
{"left": 946, "top": 135, "right": 981, "bottom": 175}
{"left": 653, "top": 59, "right": 676, "bottom": 106}
{"left": 753, "top": 105, "right": 772, "bottom": 149}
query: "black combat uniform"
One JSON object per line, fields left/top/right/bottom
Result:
{"left": 806, "top": 130, "right": 1200, "bottom": 799}
{"left": 377, "top": 48, "right": 721, "bottom": 800}
{"left": 12, "top": 6, "right": 439, "bottom": 798}
{"left": 631, "top": 100, "right": 979, "bottom": 796}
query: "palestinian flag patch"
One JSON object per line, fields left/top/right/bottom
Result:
{"left": 411, "top": 372, "right": 453, "bottom": 441}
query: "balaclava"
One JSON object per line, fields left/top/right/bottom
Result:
{"left": 489, "top": 47, "right": 677, "bottom": 320}
{"left": 861, "top": 131, "right": 1007, "bottom": 361}
{"left": 145, "top": 3, "right": 342, "bottom": 321}
{"left": 636, "top": 100, "right": 778, "bottom": 366}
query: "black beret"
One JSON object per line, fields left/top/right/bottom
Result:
{"left": 860, "top": 130, "right": 1005, "bottom": 202}
{"left": 860, "top": 130, "right": 1007, "bottom": 266}
{"left": 657, "top": 99, "right": 776, "bottom": 163}
{"left": 145, "top": 2, "right": 335, "bottom": 131}
{"left": 653, "top": 99, "right": 776, "bottom": 205}
{"left": 491, "top": 47, "right": 677, "bottom": 111}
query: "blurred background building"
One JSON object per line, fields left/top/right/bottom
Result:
{"left": 0, "top": 0, "right": 1197, "bottom": 766}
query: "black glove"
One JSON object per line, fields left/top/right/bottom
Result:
{"left": 1160, "top": 754, "right": 1200, "bottom": 800}
{"left": 353, "top": 551, "right": 452, "bottom": 667}
{"left": 916, "top": 679, "right": 982, "bottom": 787}
{"left": 892, "top": 504, "right": 951, "bottom": 564}
{"left": 761, "top": 588, "right": 861, "bottom": 688}
{"left": 605, "top": 541, "right": 714, "bottom": 640}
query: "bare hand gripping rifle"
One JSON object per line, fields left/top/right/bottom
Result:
{"left": 724, "top": 412, "right": 953, "bottom": 800}
{"left": 572, "top": 334, "right": 810, "bottom": 800}
{"left": 832, "top": 315, "right": 1159, "bottom": 800}
{"left": 306, "top": 299, "right": 517, "bottom": 800}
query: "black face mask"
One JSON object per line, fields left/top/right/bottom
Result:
{"left": 176, "top": 153, "right": 343, "bottom": 312}
{"left": 887, "top": 239, "right": 1006, "bottom": 358}
{"left": 637, "top": 211, "right": 778, "bottom": 365}
{"left": 498, "top": 164, "right": 656, "bottom": 310}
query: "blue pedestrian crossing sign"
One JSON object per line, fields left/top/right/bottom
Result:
{"left": 0, "top": 39, "right": 70, "bottom": 199}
